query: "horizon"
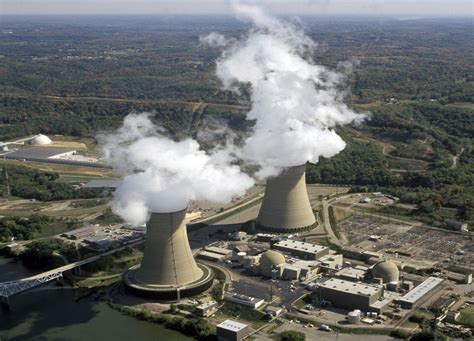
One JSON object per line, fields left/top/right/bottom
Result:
{"left": 1, "top": 0, "right": 472, "bottom": 17}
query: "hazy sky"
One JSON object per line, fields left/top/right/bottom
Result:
{"left": 1, "top": 0, "right": 473, "bottom": 16}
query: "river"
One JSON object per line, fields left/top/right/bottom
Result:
{"left": 0, "top": 256, "right": 191, "bottom": 341}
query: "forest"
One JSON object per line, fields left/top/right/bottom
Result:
{"left": 0, "top": 15, "right": 472, "bottom": 227}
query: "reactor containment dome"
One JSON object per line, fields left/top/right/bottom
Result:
{"left": 260, "top": 250, "right": 286, "bottom": 277}
{"left": 372, "top": 260, "right": 399, "bottom": 284}
{"left": 123, "top": 208, "right": 213, "bottom": 300}
{"left": 257, "top": 164, "right": 316, "bottom": 233}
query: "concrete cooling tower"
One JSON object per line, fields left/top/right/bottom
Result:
{"left": 123, "top": 208, "right": 213, "bottom": 300}
{"left": 257, "top": 164, "right": 316, "bottom": 233}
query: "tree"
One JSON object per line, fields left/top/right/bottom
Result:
{"left": 279, "top": 330, "right": 305, "bottom": 341}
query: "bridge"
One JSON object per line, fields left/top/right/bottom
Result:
{"left": 0, "top": 239, "right": 144, "bottom": 309}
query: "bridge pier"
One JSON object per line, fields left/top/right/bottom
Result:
{"left": 0, "top": 296, "right": 10, "bottom": 312}
{"left": 57, "top": 274, "right": 64, "bottom": 286}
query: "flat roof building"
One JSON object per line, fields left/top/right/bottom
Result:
{"left": 397, "top": 277, "right": 444, "bottom": 309}
{"left": 224, "top": 293, "right": 265, "bottom": 309}
{"left": 195, "top": 300, "right": 218, "bottom": 317}
{"left": 317, "top": 278, "right": 384, "bottom": 311}
{"left": 204, "top": 246, "right": 233, "bottom": 257}
{"left": 335, "top": 267, "right": 367, "bottom": 282}
{"left": 217, "top": 320, "right": 250, "bottom": 341}
{"left": 273, "top": 240, "right": 329, "bottom": 260}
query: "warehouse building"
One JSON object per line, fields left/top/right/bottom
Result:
{"left": 272, "top": 239, "right": 329, "bottom": 260}
{"left": 217, "top": 320, "right": 250, "bottom": 341}
{"left": 397, "top": 277, "right": 444, "bottom": 309}
{"left": 317, "top": 278, "right": 384, "bottom": 311}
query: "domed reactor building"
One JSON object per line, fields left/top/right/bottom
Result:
{"left": 257, "top": 164, "right": 316, "bottom": 233}
{"left": 123, "top": 209, "right": 213, "bottom": 300}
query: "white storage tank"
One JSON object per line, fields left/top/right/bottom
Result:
{"left": 237, "top": 252, "right": 247, "bottom": 262}
{"left": 348, "top": 311, "right": 361, "bottom": 324}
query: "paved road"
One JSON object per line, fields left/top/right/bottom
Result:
{"left": 321, "top": 200, "right": 340, "bottom": 246}
{"left": 273, "top": 321, "right": 395, "bottom": 341}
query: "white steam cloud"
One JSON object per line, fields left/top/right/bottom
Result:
{"left": 203, "top": 2, "right": 366, "bottom": 179}
{"left": 100, "top": 113, "right": 254, "bottom": 225}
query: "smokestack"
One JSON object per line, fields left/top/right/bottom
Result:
{"left": 123, "top": 208, "right": 213, "bottom": 300}
{"left": 257, "top": 164, "right": 316, "bottom": 233}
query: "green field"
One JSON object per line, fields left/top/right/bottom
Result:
{"left": 459, "top": 304, "right": 474, "bottom": 327}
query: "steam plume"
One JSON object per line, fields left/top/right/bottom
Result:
{"left": 203, "top": 2, "right": 366, "bottom": 178}
{"left": 100, "top": 113, "right": 254, "bottom": 225}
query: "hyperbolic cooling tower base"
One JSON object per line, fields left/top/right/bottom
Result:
{"left": 256, "top": 164, "right": 316, "bottom": 233}
{"left": 123, "top": 263, "right": 214, "bottom": 300}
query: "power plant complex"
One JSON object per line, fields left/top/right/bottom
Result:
{"left": 123, "top": 209, "right": 213, "bottom": 300}
{"left": 257, "top": 164, "right": 316, "bottom": 232}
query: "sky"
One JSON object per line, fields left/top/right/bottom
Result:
{"left": 1, "top": 0, "right": 473, "bottom": 17}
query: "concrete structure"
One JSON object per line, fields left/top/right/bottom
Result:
{"left": 217, "top": 320, "right": 250, "bottom": 341}
{"left": 371, "top": 260, "right": 399, "bottom": 284}
{"left": 335, "top": 267, "right": 367, "bottom": 282}
{"left": 28, "top": 134, "right": 52, "bottom": 145}
{"left": 265, "top": 305, "right": 283, "bottom": 317}
{"left": 273, "top": 239, "right": 329, "bottom": 260}
{"left": 397, "top": 277, "right": 444, "bottom": 309}
{"left": 197, "top": 251, "right": 227, "bottom": 262}
{"left": 281, "top": 259, "right": 319, "bottom": 281}
{"left": 195, "top": 300, "right": 218, "bottom": 317}
{"left": 123, "top": 209, "right": 213, "bottom": 300}
{"left": 319, "top": 254, "right": 343, "bottom": 270}
{"left": 317, "top": 278, "right": 384, "bottom": 311}
{"left": 260, "top": 250, "right": 286, "bottom": 278}
{"left": 256, "top": 165, "right": 316, "bottom": 232}
{"left": 225, "top": 293, "right": 265, "bottom": 309}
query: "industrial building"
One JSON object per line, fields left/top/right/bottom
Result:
{"left": 216, "top": 320, "right": 250, "bottom": 341}
{"left": 123, "top": 209, "right": 213, "bottom": 300}
{"left": 397, "top": 277, "right": 444, "bottom": 309}
{"left": 335, "top": 267, "right": 367, "bottom": 282}
{"left": 317, "top": 278, "right": 384, "bottom": 311}
{"left": 256, "top": 164, "right": 316, "bottom": 232}
{"left": 272, "top": 239, "right": 329, "bottom": 260}
{"left": 258, "top": 250, "right": 320, "bottom": 281}
{"left": 319, "top": 254, "right": 343, "bottom": 270}
{"left": 224, "top": 293, "right": 265, "bottom": 309}
{"left": 195, "top": 301, "right": 218, "bottom": 317}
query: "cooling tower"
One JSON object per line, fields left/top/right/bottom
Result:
{"left": 123, "top": 208, "right": 213, "bottom": 300}
{"left": 257, "top": 164, "right": 316, "bottom": 233}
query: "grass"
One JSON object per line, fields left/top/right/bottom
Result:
{"left": 215, "top": 302, "right": 268, "bottom": 328}
{"left": 459, "top": 304, "right": 474, "bottom": 327}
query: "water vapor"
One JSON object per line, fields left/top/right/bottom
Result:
{"left": 100, "top": 113, "right": 254, "bottom": 225}
{"left": 203, "top": 2, "right": 366, "bottom": 178}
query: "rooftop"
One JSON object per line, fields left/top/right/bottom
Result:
{"left": 319, "top": 278, "right": 382, "bottom": 297}
{"left": 196, "top": 301, "right": 217, "bottom": 309}
{"left": 217, "top": 320, "right": 248, "bottom": 332}
{"left": 398, "top": 277, "right": 444, "bottom": 304}
{"left": 274, "top": 240, "right": 328, "bottom": 254}
{"left": 335, "top": 267, "right": 366, "bottom": 279}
